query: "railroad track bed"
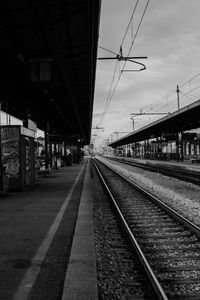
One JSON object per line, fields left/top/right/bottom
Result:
{"left": 94, "top": 158, "right": 200, "bottom": 299}
{"left": 107, "top": 156, "right": 200, "bottom": 185}
{"left": 97, "top": 156, "right": 200, "bottom": 227}
{"left": 91, "top": 162, "right": 157, "bottom": 300}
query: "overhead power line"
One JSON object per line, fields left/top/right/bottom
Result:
{"left": 142, "top": 71, "right": 200, "bottom": 114}
{"left": 121, "top": 0, "right": 151, "bottom": 73}
{"left": 104, "top": 0, "right": 151, "bottom": 114}
{"left": 98, "top": 0, "right": 151, "bottom": 127}
{"left": 98, "top": 60, "right": 119, "bottom": 126}
{"left": 98, "top": 46, "right": 118, "bottom": 56}
{"left": 121, "top": 0, "right": 140, "bottom": 46}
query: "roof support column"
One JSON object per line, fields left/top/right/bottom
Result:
{"left": 45, "top": 122, "right": 50, "bottom": 170}
{"left": 176, "top": 132, "right": 184, "bottom": 162}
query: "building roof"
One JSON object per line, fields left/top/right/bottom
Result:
{"left": 109, "top": 99, "right": 200, "bottom": 147}
{"left": 0, "top": 0, "right": 101, "bottom": 144}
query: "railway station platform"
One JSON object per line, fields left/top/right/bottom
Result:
{"left": 0, "top": 157, "right": 97, "bottom": 300}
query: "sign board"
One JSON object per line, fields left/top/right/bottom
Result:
{"left": 23, "top": 119, "right": 37, "bottom": 132}
{"left": 21, "top": 126, "right": 35, "bottom": 138}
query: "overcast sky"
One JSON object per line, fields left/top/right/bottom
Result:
{"left": 92, "top": 0, "right": 200, "bottom": 148}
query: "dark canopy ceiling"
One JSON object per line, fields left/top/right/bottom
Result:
{"left": 109, "top": 99, "right": 200, "bottom": 148}
{"left": 0, "top": 0, "right": 101, "bottom": 144}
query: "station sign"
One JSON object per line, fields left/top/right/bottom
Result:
{"left": 23, "top": 119, "right": 37, "bottom": 132}
{"left": 21, "top": 126, "right": 35, "bottom": 138}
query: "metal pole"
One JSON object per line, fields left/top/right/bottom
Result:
{"left": 176, "top": 85, "right": 183, "bottom": 161}
{"left": 176, "top": 85, "right": 180, "bottom": 110}
{"left": 45, "top": 122, "right": 50, "bottom": 170}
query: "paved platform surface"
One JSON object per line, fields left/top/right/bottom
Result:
{"left": 62, "top": 158, "right": 97, "bottom": 300}
{"left": 0, "top": 157, "right": 97, "bottom": 300}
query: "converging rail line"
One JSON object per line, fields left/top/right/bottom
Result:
{"left": 106, "top": 156, "right": 200, "bottom": 185}
{"left": 93, "top": 157, "right": 200, "bottom": 300}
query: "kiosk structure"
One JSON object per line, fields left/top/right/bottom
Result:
{"left": 1, "top": 125, "right": 36, "bottom": 191}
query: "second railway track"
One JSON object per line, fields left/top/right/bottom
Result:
{"left": 107, "top": 156, "right": 200, "bottom": 185}
{"left": 93, "top": 157, "right": 200, "bottom": 300}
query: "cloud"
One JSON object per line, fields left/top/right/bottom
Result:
{"left": 93, "top": 0, "right": 200, "bottom": 148}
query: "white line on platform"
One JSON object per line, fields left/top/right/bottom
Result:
{"left": 13, "top": 164, "right": 85, "bottom": 300}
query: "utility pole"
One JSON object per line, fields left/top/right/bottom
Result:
{"left": 113, "top": 131, "right": 131, "bottom": 139}
{"left": 176, "top": 85, "right": 180, "bottom": 110}
{"left": 131, "top": 117, "right": 135, "bottom": 131}
{"left": 131, "top": 112, "right": 170, "bottom": 132}
{"left": 176, "top": 85, "right": 183, "bottom": 161}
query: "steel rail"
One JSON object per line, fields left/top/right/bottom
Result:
{"left": 96, "top": 157, "right": 200, "bottom": 239}
{"left": 108, "top": 156, "right": 200, "bottom": 185}
{"left": 92, "top": 158, "right": 169, "bottom": 300}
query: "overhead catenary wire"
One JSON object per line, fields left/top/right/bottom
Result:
{"left": 104, "top": 0, "right": 151, "bottom": 111}
{"left": 180, "top": 83, "right": 200, "bottom": 100}
{"left": 181, "top": 92, "right": 199, "bottom": 100}
{"left": 98, "top": 0, "right": 140, "bottom": 57}
{"left": 97, "top": 2, "right": 200, "bottom": 138}
{"left": 120, "top": 0, "right": 140, "bottom": 47}
{"left": 121, "top": 0, "right": 151, "bottom": 72}
{"left": 115, "top": 71, "right": 200, "bottom": 135}
{"left": 180, "top": 71, "right": 200, "bottom": 89}
{"left": 98, "top": 0, "right": 151, "bottom": 127}
{"left": 98, "top": 59, "right": 119, "bottom": 126}
{"left": 98, "top": 46, "right": 118, "bottom": 56}
{"left": 142, "top": 71, "right": 200, "bottom": 114}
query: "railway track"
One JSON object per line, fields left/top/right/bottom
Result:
{"left": 93, "top": 157, "right": 200, "bottom": 300}
{"left": 92, "top": 160, "right": 160, "bottom": 300}
{"left": 106, "top": 156, "right": 200, "bottom": 185}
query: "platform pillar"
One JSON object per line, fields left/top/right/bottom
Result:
{"left": 176, "top": 132, "right": 184, "bottom": 162}
{"left": 45, "top": 122, "right": 50, "bottom": 169}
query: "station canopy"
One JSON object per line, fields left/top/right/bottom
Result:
{"left": 0, "top": 0, "right": 101, "bottom": 144}
{"left": 109, "top": 99, "right": 200, "bottom": 148}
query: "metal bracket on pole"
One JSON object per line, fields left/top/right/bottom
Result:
{"left": 98, "top": 46, "right": 147, "bottom": 72}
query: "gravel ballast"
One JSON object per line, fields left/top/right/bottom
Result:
{"left": 98, "top": 156, "right": 200, "bottom": 226}
{"left": 92, "top": 162, "right": 157, "bottom": 300}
